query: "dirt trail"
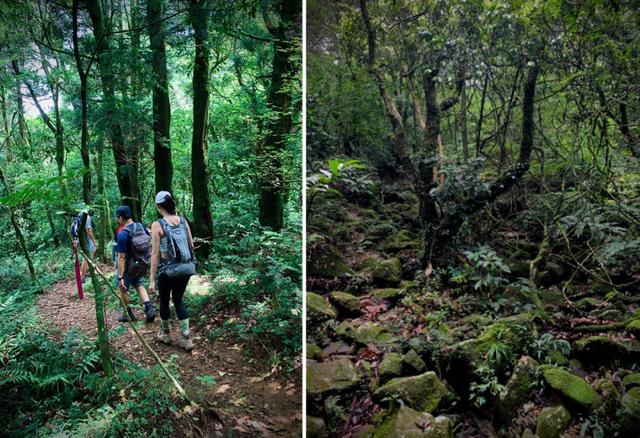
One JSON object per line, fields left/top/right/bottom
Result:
{"left": 37, "top": 269, "right": 301, "bottom": 437}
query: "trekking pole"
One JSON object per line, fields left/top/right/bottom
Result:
{"left": 78, "top": 247, "right": 223, "bottom": 424}
{"left": 72, "top": 240, "right": 84, "bottom": 300}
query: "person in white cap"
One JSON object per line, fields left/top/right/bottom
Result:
{"left": 149, "top": 191, "right": 197, "bottom": 351}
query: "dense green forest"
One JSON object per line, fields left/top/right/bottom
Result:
{"left": 0, "top": 0, "right": 301, "bottom": 436}
{"left": 307, "top": 0, "right": 640, "bottom": 437}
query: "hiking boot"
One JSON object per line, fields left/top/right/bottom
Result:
{"left": 176, "top": 336, "right": 193, "bottom": 351}
{"left": 156, "top": 330, "right": 171, "bottom": 344}
{"left": 144, "top": 302, "right": 156, "bottom": 324}
{"left": 118, "top": 309, "right": 137, "bottom": 323}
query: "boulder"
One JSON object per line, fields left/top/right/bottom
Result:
{"left": 598, "top": 309, "right": 623, "bottom": 321}
{"left": 508, "top": 259, "right": 530, "bottom": 279}
{"left": 373, "top": 371, "right": 449, "bottom": 413}
{"left": 307, "top": 292, "right": 337, "bottom": 320}
{"left": 322, "top": 341, "right": 355, "bottom": 357}
{"left": 402, "top": 349, "right": 426, "bottom": 373}
{"left": 574, "top": 336, "right": 640, "bottom": 366}
{"left": 381, "top": 230, "right": 419, "bottom": 253}
{"left": 372, "top": 406, "right": 453, "bottom": 438}
{"left": 495, "top": 356, "right": 539, "bottom": 424}
{"left": 574, "top": 297, "right": 601, "bottom": 312}
{"left": 336, "top": 321, "right": 397, "bottom": 346}
{"left": 378, "top": 353, "right": 403, "bottom": 380}
{"left": 448, "top": 315, "right": 537, "bottom": 395}
{"left": 307, "top": 357, "right": 360, "bottom": 396}
{"left": 308, "top": 244, "right": 354, "bottom": 278}
{"left": 370, "top": 288, "right": 405, "bottom": 301}
{"left": 623, "top": 373, "right": 640, "bottom": 388}
{"left": 535, "top": 405, "right": 571, "bottom": 438}
{"left": 329, "top": 291, "right": 361, "bottom": 315}
{"left": 307, "top": 343, "right": 323, "bottom": 361}
{"left": 619, "top": 387, "right": 640, "bottom": 434}
{"left": 626, "top": 319, "right": 640, "bottom": 338}
{"left": 307, "top": 416, "right": 326, "bottom": 438}
{"left": 545, "top": 262, "right": 565, "bottom": 281}
{"left": 540, "top": 365, "right": 602, "bottom": 410}
{"left": 370, "top": 258, "right": 403, "bottom": 286}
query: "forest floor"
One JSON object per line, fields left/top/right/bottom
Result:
{"left": 307, "top": 178, "right": 640, "bottom": 437}
{"left": 37, "top": 267, "right": 302, "bottom": 437}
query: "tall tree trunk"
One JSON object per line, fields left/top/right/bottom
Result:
{"left": 1, "top": 86, "right": 13, "bottom": 160}
{"left": 425, "top": 61, "right": 540, "bottom": 267}
{"left": 258, "top": 0, "right": 301, "bottom": 231}
{"left": 189, "top": 0, "right": 214, "bottom": 258}
{"left": 79, "top": 213, "right": 113, "bottom": 376}
{"left": 46, "top": 207, "right": 60, "bottom": 247}
{"left": 149, "top": 0, "right": 173, "bottom": 194}
{"left": 13, "top": 81, "right": 29, "bottom": 147}
{"left": 460, "top": 70, "right": 468, "bottom": 161}
{"left": 84, "top": 0, "right": 141, "bottom": 219}
{"left": 475, "top": 72, "right": 489, "bottom": 156}
{"left": 0, "top": 167, "right": 35, "bottom": 280}
{"left": 94, "top": 137, "right": 109, "bottom": 261}
{"left": 71, "top": 3, "right": 90, "bottom": 204}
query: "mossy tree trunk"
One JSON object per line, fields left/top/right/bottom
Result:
{"left": 189, "top": 0, "right": 214, "bottom": 259}
{"left": 79, "top": 213, "right": 113, "bottom": 377}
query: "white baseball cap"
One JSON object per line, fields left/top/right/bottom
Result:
{"left": 155, "top": 191, "right": 172, "bottom": 204}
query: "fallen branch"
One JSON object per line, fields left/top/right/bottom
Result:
{"left": 78, "top": 247, "right": 222, "bottom": 424}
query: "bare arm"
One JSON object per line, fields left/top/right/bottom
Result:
{"left": 184, "top": 220, "right": 195, "bottom": 255}
{"left": 118, "top": 253, "right": 126, "bottom": 290}
{"left": 149, "top": 222, "right": 162, "bottom": 289}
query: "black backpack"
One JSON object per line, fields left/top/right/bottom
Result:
{"left": 125, "top": 223, "right": 152, "bottom": 277}
{"left": 70, "top": 214, "right": 82, "bottom": 239}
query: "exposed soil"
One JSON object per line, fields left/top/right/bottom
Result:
{"left": 37, "top": 267, "right": 302, "bottom": 437}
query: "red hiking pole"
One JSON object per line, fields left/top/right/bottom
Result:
{"left": 73, "top": 240, "right": 84, "bottom": 300}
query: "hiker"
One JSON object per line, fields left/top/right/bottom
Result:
{"left": 70, "top": 211, "right": 97, "bottom": 282}
{"left": 115, "top": 205, "right": 155, "bottom": 323}
{"left": 149, "top": 191, "right": 197, "bottom": 351}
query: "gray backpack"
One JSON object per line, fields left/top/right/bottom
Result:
{"left": 159, "top": 217, "right": 196, "bottom": 277}
{"left": 125, "top": 223, "right": 152, "bottom": 277}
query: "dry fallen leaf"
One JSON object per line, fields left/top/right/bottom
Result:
{"left": 215, "top": 384, "right": 231, "bottom": 394}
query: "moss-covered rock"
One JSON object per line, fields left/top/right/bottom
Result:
{"left": 307, "top": 357, "right": 360, "bottom": 396}
{"left": 329, "top": 291, "right": 361, "bottom": 315}
{"left": 619, "top": 387, "right": 640, "bottom": 434}
{"left": 449, "top": 315, "right": 538, "bottom": 395}
{"left": 370, "top": 258, "right": 403, "bottom": 286}
{"left": 307, "top": 292, "right": 337, "bottom": 320}
{"left": 535, "top": 405, "right": 571, "bottom": 438}
{"left": 508, "top": 259, "right": 531, "bottom": 279}
{"left": 308, "top": 244, "right": 354, "bottom": 278}
{"left": 626, "top": 319, "right": 640, "bottom": 338}
{"left": 593, "top": 377, "right": 621, "bottom": 414}
{"left": 381, "top": 230, "right": 419, "bottom": 253}
{"left": 336, "top": 321, "right": 397, "bottom": 346}
{"left": 402, "top": 349, "right": 426, "bottom": 373}
{"left": 370, "top": 288, "right": 405, "bottom": 300}
{"left": 540, "top": 365, "right": 602, "bottom": 410}
{"left": 495, "top": 356, "right": 539, "bottom": 424}
{"left": 623, "top": 373, "right": 640, "bottom": 388}
{"left": 372, "top": 406, "right": 453, "bottom": 438}
{"left": 574, "top": 297, "right": 601, "bottom": 312}
{"left": 307, "top": 343, "right": 323, "bottom": 361}
{"left": 574, "top": 336, "right": 640, "bottom": 366}
{"left": 379, "top": 353, "right": 403, "bottom": 381}
{"left": 598, "top": 309, "right": 623, "bottom": 321}
{"left": 574, "top": 336, "right": 630, "bottom": 365}
{"left": 373, "top": 371, "right": 449, "bottom": 413}
{"left": 545, "top": 262, "right": 565, "bottom": 281}
{"left": 307, "top": 415, "right": 326, "bottom": 438}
